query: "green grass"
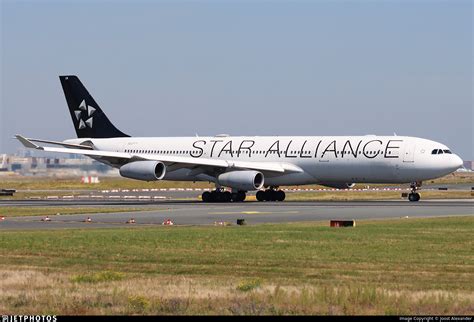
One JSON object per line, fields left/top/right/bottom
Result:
{"left": 71, "top": 271, "right": 125, "bottom": 283}
{"left": 1, "top": 217, "right": 473, "bottom": 289}
{"left": 0, "top": 206, "right": 162, "bottom": 217}
{"left": 237, "top": 278, "right": 262, "bottom": 292}
{"left": 1, "top": 217, "right": 473, "bottom": 314}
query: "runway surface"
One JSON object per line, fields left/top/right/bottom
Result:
{"left": 1, "top": 199, "right": 472, "bottom": 230}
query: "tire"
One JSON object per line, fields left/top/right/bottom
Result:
{"left": 202, "top": 191, "right": 211, "bottom": 202}
{"left": 237, "top": 191, "right": 246, "bottom": 202}
{"left": 211, "top": 191, "right": 220, "bottom": 202}
{"left": 276, "top": 190, "right": 286, "bottom": 202}
{"left": 268, "top": 190, "right": 278, "bottom": 201}
{"left": 256, "top": 190, "right": 265, "bottom": 202}
{"left": 408, "top": 193, "right": 420, "bottom": 202}
{"left": 223, "top": 191, "right": 232, "bottom": 202}
{"left": 263, "top": 190, "right": 272, "bottom": 201}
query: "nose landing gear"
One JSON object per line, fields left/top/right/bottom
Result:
{"left": 407, "top": 182, "right": 421, "bottom": 202}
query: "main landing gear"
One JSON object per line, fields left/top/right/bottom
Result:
{"left": 202, "top": 189, "right": 246, "bottom": 203}
{"left": 256, "top": 188, "right": 286, "bottom": 202}
{"left": 408, "top": 181, "right": 421, "bottom": 202}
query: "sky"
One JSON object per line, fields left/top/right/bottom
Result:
{"left": 1, "top": 0, "right": 472, "bottom": 159}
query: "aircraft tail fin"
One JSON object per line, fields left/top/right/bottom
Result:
{"left": 59, "top": 75, "right": 129, "bottom": 138}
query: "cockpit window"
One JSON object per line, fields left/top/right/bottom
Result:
{"left": 432, "top": 149, "right": 452, "bottom": 155}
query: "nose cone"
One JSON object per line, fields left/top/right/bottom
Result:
{"left": 450, "top": 154, "right": 463, "bottom": 171}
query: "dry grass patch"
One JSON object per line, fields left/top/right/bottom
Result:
{"left": 1, "top": 269, "right": 472, "bottom": 315}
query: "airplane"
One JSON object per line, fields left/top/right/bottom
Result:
{"left": 16, "top": 75, "right": 463, "bottom": 203}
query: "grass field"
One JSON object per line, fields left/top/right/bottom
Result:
{"left": 0, "top": 206, "right": 162, "bottom": 217}
{"left": 1, "top": 217, "right": 473, "bottom": 315}
{"left": 0, "top": 176, "right": 213, "bottom": 191}
{"left": 1, "top": 172, "right": 473, "bottom": 192}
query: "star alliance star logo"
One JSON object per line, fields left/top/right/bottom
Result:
{"left": 74, "top": 99, "right": 96, "bottom": 129}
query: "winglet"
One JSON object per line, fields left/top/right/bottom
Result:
{"left": 15, "top": 135, "right": 43, "bottom": 150}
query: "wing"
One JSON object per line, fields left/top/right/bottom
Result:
{"left": 15, "top": 135, "right": 303, "bottom": 174}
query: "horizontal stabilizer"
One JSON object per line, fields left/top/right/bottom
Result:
{"left": 15, "top": 135, "right": 42, "bottom": 149}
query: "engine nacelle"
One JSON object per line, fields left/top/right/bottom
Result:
{"left": 217, "top": 170, "right": 264, "bottom": 191}
{"left": 119, "top": 161, "right": 166, "bottom": 181}
{"left": 319, "top": 182, "right": 355, "bottom": 189}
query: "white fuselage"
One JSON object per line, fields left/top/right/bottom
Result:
{"left": 67, "top": 135, "right": 463, "bottom": 187}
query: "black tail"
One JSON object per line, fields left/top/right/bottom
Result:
{"left": 59, "top": 75, "right": 129, "bottom": 138}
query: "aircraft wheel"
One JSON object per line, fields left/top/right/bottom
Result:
{"left": 223, "top": 191, "right": 232, "bottom": 202}
{"left": 276, "top": 190, "right": 286, "bottom": 202}
{"left": 256, "top": 190, "right": 265, "bottom": 202}
{"left": 202, "top": 191, "right": 211, "bottom": 202}
{"left": 211, "top": 190, "right": 221, "bottom": 202}
{"left": 408, "top": 193, "right": 420, "bottom": 202}
{"left": 264, "top": 190, "right": 272, "bottom": 201}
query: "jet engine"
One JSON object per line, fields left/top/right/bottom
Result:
{"left": 217, "top": 170, "right": 264, "bottom": 191}
{"left": 319, "top": 182, "right": 356, "bottom": 189}
{"left": 119, "top": 161, "right": 166, "bottom": 181}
